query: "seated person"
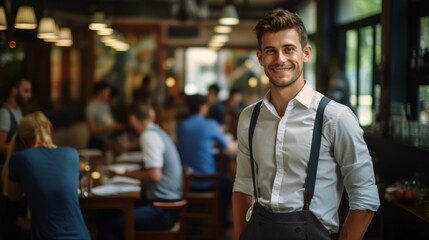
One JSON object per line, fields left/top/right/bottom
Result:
{"left": 85, "top": 81, "right": 124, "bottom": 151}
{"left": 97, "top": 103, "right": 183, "bottom": 239}
{"left": 176, "top": 94, "right": 235, "bottom": 227}
{"left": 4, "top": 111, "right": 90, "bottom": 240}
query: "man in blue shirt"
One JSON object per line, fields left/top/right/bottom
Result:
{"left": 177, "top": 94, "right": 235, "bottom": 228}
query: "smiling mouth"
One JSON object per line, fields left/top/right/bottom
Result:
{"left": 271, "top": 66, "right": 293, "bottom": 72}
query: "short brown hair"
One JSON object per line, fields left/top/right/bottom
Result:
{"left": 253, "top": 8, "right": 308, "bottom": 50}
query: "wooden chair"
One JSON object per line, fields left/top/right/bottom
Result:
{"left": 136, "top": 167, "right": 193, "bottom": 240}
{"left": 184, "top": 151, "right": 234, "bottom": 240}
{"left": 184, "top": 172, "right": 222, "bottom": 240}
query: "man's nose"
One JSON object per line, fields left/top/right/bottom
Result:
{"left": 274, "top": 51, "right": 287, "bottom": 62}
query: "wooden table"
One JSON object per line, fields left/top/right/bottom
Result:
{"left": 80, "top": 191, "right": 140, "bottom": 240}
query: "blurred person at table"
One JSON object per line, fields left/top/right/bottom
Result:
{"left": 0, "top": 75, "right": 32, "bottom": 172}
{"left": 85, "top": 81, "right": 124, "bottom": 152}
{"left": 0, "top": 75, "right": 32, "bottom": 240}
{"left": 176, "top": 94, "right": 236, "bottom": 227}
{"left": 206, "top": 83, "right": 225, "bottom": 125}
{"left": 232, "top": 8, "right": 379, "bottom": 239}
{"left": 2, "top": 111, "right": 90, "bottom": 240}
{"left": 97, "top": 102, "right": 183, "bottom": 239}
{"left": 223, "top": 87, "right": 245, "bottom": 140}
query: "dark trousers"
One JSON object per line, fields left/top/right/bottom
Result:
{"left": 0, "top": 195, "right": 28, "bottom": 240}
{"left": 96, "top": 200, "right": 179, "bottom": 240}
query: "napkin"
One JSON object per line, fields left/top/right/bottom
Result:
{"left": 116, "top": 151, "right": 144, "bottom": 163}
{"left": 91, "top": 184, "right": 141, "bottom": 196}
{"left": 108, "top": 176, "right": 140, "bottom": 186}
{"left": 107, "top": 163, "right": 141, "bottom": 174}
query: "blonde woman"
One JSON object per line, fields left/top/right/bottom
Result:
{"left": 2, "top": 111, "right": 90, "bottom": 240}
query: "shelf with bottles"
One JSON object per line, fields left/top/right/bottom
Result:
{"left": 410, "top": 48, "right": 429, "bottom": 84}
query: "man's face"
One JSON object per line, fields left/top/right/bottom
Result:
{"left": 256, "top": 28, "right": 311, "bottom": 89}
{"left": 15, "top": 79, "right": 32, "bottom": 107}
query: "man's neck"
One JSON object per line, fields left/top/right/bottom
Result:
{"left": 4, "top": 98, "right": 18, "bottom": 109}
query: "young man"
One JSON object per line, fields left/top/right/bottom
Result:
{"left": 84, "top": 81, "right": 124, "bottom": 151}
{"left": 0, "top": 76, "right": 32, "bottom": 240}
{"left": 176, "top": 94, "right": 236, "bottom": 228}
{"left": 232, "top": 8, "right": 380, "bottom": 240}
{"left": 98, "top": 103, "right": 183, "bottom": 239}
{"left": 0, "top": 76, "right": 32, "bottom": 163}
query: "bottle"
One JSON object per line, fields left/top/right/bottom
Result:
{"left": 411, "top": 49, "right": 417, "bottom": 71}
{"left": 417, "top": 48, "right": 424, "bottom": 72}
{"left": 423, "top": 48, "right": 429, "bottom": 73}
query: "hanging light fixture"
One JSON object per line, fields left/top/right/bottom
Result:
{"left": 38, "top": 17, "right": 57, "bottom": 39}
{"left": 43, "top": 23, "right": 59, "bottom": 42}
{"left": 218, "top": 4, "right": 239, "bottom": 25}
{"left": 14, "top": 5, "right": 37, "bottom": 29}
{"left": 214, "top": 25, "right": 232, "bottom": 34}
{"left": 0, "top": 6, "right": 7, "bottom": 30}
{"left": 97, "top": 19, "right": 113, "bottom": 36}
{"left": 55, "top": 27, "right": 73, "bottom": 47}
{"left": 89, "top": 11, "right": 107, "bottom": 31}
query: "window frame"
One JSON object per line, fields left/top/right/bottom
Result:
{"left": 336, "top": 14, "right": 381, "bottom": 126}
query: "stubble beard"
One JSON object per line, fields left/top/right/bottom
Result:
{"left": 268, "top": 66, "right": 303, "bottom": 89}
{"left": 15, "top": 93, "right": 27, "bottom": 107}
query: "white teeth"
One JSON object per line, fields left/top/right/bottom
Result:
{"left": 272, "top": 67, "right": 291, "bottom": 72}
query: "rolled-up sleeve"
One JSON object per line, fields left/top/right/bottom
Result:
{"left": 334, "top": 108, "right": 380, "bottom": 212}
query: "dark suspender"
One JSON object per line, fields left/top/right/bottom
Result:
{"left": 248, "top": 96, "right": 331, "bottom": 210}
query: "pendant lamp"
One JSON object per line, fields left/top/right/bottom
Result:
{"left": 14, "top": 5, "right": 37, "bottom": 29}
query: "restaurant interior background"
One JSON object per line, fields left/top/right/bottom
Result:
{"left": 1, "top": 0, "right": 429, "bottom": 239}
{"left": 0, "top": 0, "right": 427, "bottom": 131}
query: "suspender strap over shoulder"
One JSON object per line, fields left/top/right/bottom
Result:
{"left": 248, "top": 100, "right": 263, "bottom": 201}
{"left": 303, "top": 96, "right": 331, "bottom": 210}
{"left": 248, "top": 96, "right": 331, "bottom": 209}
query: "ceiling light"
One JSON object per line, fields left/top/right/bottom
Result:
{"left": 218, "top": 4, "right": 239, "bottom": 25}
{"left": 43, "top": 24, "right": 59, "bottom": 42}
{"left": 55, "top": 27, "right": 73, "bottom": 47}
{"left": 211, "top": 34, "right": 229, "bottom": 43}
{"left": 97, "top": 27, "right": 113, "bottom": 36}
{"left": 14, "top": 5, "right": 37, "bottom": 29}
{"left": 214, "top": 25, "right": 231, "bottom": 34}
{"left": 38, "top": 17, "right": 57, "bottom": 39}
{"left": 0, "top": 6, "right": 7, "bottom": 30}
{"left": 89, "top": 11, "right": 107, "bottom": 31}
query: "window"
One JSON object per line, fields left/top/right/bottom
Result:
{"left": 338, "top": 0, "right": 382, "bottom": 126}
{"left": 344, "top": 23, "right": 381, "bottom": 126}
{"left": 338, "top": 0, "right": 382, "bottom": 24}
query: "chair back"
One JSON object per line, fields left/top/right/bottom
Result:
{"left": 136, "top": 167, "right": 192, "bottom": 240}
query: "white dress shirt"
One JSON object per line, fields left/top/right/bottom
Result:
{"left": 233, "top": 82, "right": 380, "bottom": 233}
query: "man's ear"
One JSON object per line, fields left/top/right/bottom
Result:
{"left": 11, "top": 87, "right": 18, "bottom": 96}
{"left": 303, "top": 44, "right": 312, "bottom": 63}
{"left": 256, "top": 50, "right": 263, "bottom": 66}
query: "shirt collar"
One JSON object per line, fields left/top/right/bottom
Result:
{"left": 263, "top": 80, "right": 315, "bottom": 110}
{"left": 294, "top": 81, "right": 315, "bottom": 109}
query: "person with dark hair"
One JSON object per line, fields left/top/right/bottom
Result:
{"left": 0, "top": 76, "right": 32, "bottom": 165}
{"left": 0, "top": 75, "right": 32, "bottom": 240}
{"left": 232, "top": 8, "right": 380, "bottom": 239}
{"left": 206, "top": 83, "right": 225, "bottom": 124}
{"left": 97, "top": 102, "right": 183, "bottom": 239}
{"left": 223, "top": 87, "right": 245, "bottom": 140}
{"left": 176, "top": 94, "right": 235, "bottom": 228}
{"left": 85, "top": 81, "right": 124, "bottom": 151}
